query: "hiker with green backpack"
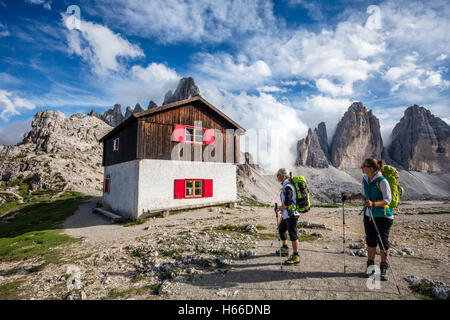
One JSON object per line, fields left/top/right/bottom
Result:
{"left": 274, "top": 168, "right": 310, "bottom": 265}
{"left": 341, "top": 158, "right": 402, "bottom": 281}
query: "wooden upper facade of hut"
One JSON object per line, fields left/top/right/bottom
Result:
{"left": 99, "top": 95, "right": 245, "bottom": 166}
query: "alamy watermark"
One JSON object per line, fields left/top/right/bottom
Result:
{"left": 65, "top": 5, "right": 81, "bottom": 30}
{"left": 169, "top": 120, "right": 285, "bottom": 170}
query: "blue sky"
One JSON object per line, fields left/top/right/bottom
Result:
{"left": 0, "top": 0, "right": 449, "bottom": 167}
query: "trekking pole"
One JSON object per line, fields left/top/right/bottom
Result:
{"left": 341, "top": 193, "right": 347, "bottom": 273}
{"left": 274, "top": 203, "right": 283, "bottom": 271}
{"left": 367, "top": 202, "right": 401, "bottom": 295}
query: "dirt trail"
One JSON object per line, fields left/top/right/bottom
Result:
{"left": 58, "top": 198, "right": 450, "bottom": 300}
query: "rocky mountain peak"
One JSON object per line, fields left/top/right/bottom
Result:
{"left": 124, "top": 106, "right": 133, "bottom": 119}
{"left": 330, "top": 102, "right": 383, "bottom": 169}
{"left": 102, "top": 104, "right": 124, "bottom": 127}
{"left": 88, "top": 109, "right": 101, "bottom": 119}
{"left": 133, "top": 103, "right": 144, "bottom": 114}
{"left": 162, "top": 77, "right": 200, "bottom": 105}
{"left": 314, "top": 122, "right": 329, "bottom": 159}
{"left": 148, "top": 101, "right": 158, "bottom": 109}
{"left": 389, "top": 105, "right": 450, "bottom": 172}
{"left": 295, "top": 127, "right": 329, "bottom": 168}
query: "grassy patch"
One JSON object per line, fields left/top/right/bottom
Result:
{"left": 312, "top": 203, "right": 340, "bottom": 208}
{"left": 257, "top": 233, "right": 278, "bottom": 240}
{"left": 169, "top": 209, "right": 190, "bottom": 215}
{"left": 208, "top": 248, "right": 233, "bottom": 257}
{"left": 418, "top": 211, "right": 450, "bottom": 215}
{"left": 101, "top": 284, "right": 160, "bottom": 300}
{"left": 215, "top": 224, "right": 265, "bottom": 233}
{"left": 0, "top": 191, "right": 88, "bottom": 267}
{"left": 124, "top": 218, "right": 149, "bottom": 227}
{"left": 257, "top": 233, "right": 320, "bottom": 242}
{"left": 409, "top": 282, "right": 435, "bottom": 300}
{"left": 0, "top": 280, "right": 24, "bottom": 299}
{"left": 240, "top": 196, "right": 270, "bottom": 207}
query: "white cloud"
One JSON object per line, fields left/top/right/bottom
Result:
{"left": 0, "top": 22, "right": 9, "bottom": 37}
{"left": 383, "top": 52, "right": 450, "bottom": 92}
{"left": 63, "top": 14, "right": 145, "bottom": 76}
{"left": 437, "top": 54, "right": 447, "bottom": 61}
{"left": 0, "top": 90, "right": 36, "bottom": 121}
{"left": 315, "top": 78, "right": 353, "bottom": 97}
{"left": 0, "top": 118, "right": 32, "bottom": 145}
{"left": 200, "top": 83, "right": 308, "bottom": 171}
{"left": 257, "top": 86, "right": 287, "bottom": 93}
{"left": 110, "top": 62, "right": 181, "bottom": 106}
{"left": 297, "top": 95, "right": 352, "bottom": 142}
{"left": 25, "top": 0, "right": 51, "bottom": 10}
{"left": 93, "top": 0, "right": 276, "bottom": 44}
{"left": 194, "top": 53, "right": 271, "bottom": 90}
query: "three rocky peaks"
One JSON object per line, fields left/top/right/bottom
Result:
{"left": 296, "top": 103, "right": 450, "bottom": 173}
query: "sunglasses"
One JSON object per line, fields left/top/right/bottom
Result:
{"left": 361, "top": 164, "right": 370, "bottom": 169}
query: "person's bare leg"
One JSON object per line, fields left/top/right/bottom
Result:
{"left": 292, "top": 240, "right": 299, "bottom": 253}
{"left": 380, "top": 248, "right": 390, "bottom": 263}
{"left": 282, "top": 240, "right": 288, "bottom": 246}
{"left": 367, "top": 246, "right": 376, "bottom": 261}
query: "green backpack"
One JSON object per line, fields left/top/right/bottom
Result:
{"left": 289, "top": 175, "right": 311, "bottom": 213}
{"left": 376, "top": 165, "right": 403, "bottom": 209}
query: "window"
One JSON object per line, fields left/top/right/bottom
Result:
{"left": 174, "top": 179, "right": 213, "bottom": 199}
{"left": 113, "top": 138, "right": 120, "bottom": 151}
{"left": 185, "top": 179, "right": 203, "bottom": 197}
{"left": 172, "top": 124, "right": 215, "bottom": 145}
{"left": 104, "top": 178, "right": 111, "bottom": 194}
{"left": 185, "top": 127, "right": 204, "bottom": 145}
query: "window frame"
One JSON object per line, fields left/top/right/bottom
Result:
{"left": 113, "top": 138, "right": 120, "bottom": 151}
{"left": 184, "top": 179, "right": 203, "bottom": 198}
{"left": 184, "top": 125, "right": 205, "bottom": 145}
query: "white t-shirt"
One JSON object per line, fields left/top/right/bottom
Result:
{"left": 362, "top": 172, "right": 393, "bottom": 219}
{"left": 280, "top": 179, "right": 300, "bottom": 220}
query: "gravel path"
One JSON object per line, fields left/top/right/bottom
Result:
{"left": 57, "top": 198, "right": 450, "bottom": 300}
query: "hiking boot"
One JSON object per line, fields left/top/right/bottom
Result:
{"left": 365, "top": 260, "right": 375, "bottom": 277}
{"left": 284, "top": 254, "right": 300, "bottom": 265}
{"left": 276, "top": 246, "right": 289, "bottom": 257}
{"left": 380, "top": 262, "right": 389, "bottom": 281}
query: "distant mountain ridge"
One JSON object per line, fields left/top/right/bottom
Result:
{"left": 88, "top": 77, "right": 200, "bottom": 128}
{"left": 296, "top": 102, "right": 450, "bottom": 173}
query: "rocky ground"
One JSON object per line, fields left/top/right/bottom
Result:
{"left": 1, "top": 199, "right": 448, "bottom": 300}
{"left": 0, "top": 111, "right": 112, "bottom": 197}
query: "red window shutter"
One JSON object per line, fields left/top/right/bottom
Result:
{"left": 174, "top": 179, "right": 186, "bottom": 199}
{"left": 203, "top": 179, "right": 213, "bottom": 197}
{"left": 172, "top": 124, "right": 185, "bottom": 142}
{"left": 204, "top": 129, "right": 215, "bottom": 145}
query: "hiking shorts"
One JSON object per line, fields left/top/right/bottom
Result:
{"left": 363, "top": 215, "right": 393, "bottom": 249}
{"left": 279, "top": 215, "right": 299, "bottom": 241}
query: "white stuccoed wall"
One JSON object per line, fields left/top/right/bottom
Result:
{"left": 103, "top": 159, "right": 237, "bottom": 220}
{"left": 102, "top": 160, "right": 139, "bottom": 219}
{"left": 137, "top": 159, "right": 237, "bottom": 219}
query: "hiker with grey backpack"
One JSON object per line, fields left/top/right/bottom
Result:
{"left": 274, "top": 168, "right": 310, "bottom": 266}
{"left": 341, "top": 158, "right": 402, "bottom": 284}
